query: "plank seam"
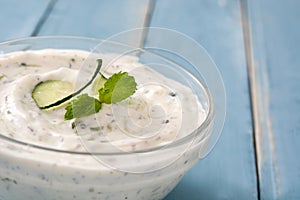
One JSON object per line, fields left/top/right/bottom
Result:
{"left": 31, "top": 0, "right": 57, "bottom": 36}
{"left": 240, "top": 0, "right": 280, "bottom": 198}
{"left": 240, "top": 0, "right": 283, "bottom": 198}
{"left": 240, "top": 0, "right": 261, "bottom": 199}
{"left": 139, "top": 0, "right": 156, "bottom": 48}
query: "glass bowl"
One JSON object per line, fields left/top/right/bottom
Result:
{"left": 0, "top": 36, "right": 216, "bottom": 200}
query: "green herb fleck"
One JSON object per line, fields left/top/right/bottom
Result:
{"left": 99, "top": 71, "right": 137, "bottom": 104}
{"left": 0, "top": 75, "right": 4, "bottom": 80}
{"left": 64, "top": 94, "right": 101, "bottom": 120}
{"left": 90, "top": 127, "right": 101, "bottom": 131}
{"left": 1, "top": 177, "right": 11, "bottom": 182}
{"left": 71, "top": 122, "right": 76, "bottom": 129}
{"left": 1, "top": 177, "right": 17, "bottom": 184}
{"left": 20, "top": 62, "right": 41, "bottom": 67}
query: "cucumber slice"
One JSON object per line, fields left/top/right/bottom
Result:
{"left": 32, "top": 80, "right": 73, "bottom": 109}
{"left": 92, "top": 74, "right": 107, "bottom": 95}
{"left": 32, "top": 59, "right": 102, "bottom": 110}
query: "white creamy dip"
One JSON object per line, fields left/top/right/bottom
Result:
{"left": 0, "top": 49, "right": 209, "bottom": 200}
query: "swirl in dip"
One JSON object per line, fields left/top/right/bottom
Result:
{"left": 0, "top": 49, "right": 208, "bottom": 200}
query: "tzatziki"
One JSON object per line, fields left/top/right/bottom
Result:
{"left": 0, "top": 49, "right": 210, "bottom": 200}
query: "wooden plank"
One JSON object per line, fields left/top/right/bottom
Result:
{"left": 37, "top": 0, "right": 150, "bottom": 47}
{"left": 246, "top": 0, "right": 300, "bottom": 199}
{"left": 0, "top": 0, "right": 52, "bottom": 41}
{"left": 149, "top": 0, "right": 258, "bottom": 199}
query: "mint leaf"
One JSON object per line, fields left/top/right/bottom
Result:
{"left": 64, "top": 94, "right": 101, "bottom": 120}
{"left": 99, "top": 71, "right": 137, "bottom": 104}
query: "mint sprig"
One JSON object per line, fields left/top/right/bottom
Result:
{"left": 64, "top": 65, "right": 137, "bottom": 120}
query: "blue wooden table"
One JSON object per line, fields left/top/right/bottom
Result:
{"left": 1, "top": 0, "right": 299, "bottom": 199}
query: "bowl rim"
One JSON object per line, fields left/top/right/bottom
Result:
{"left": 0, "top": 35, "right": 214, "bottom": 155}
